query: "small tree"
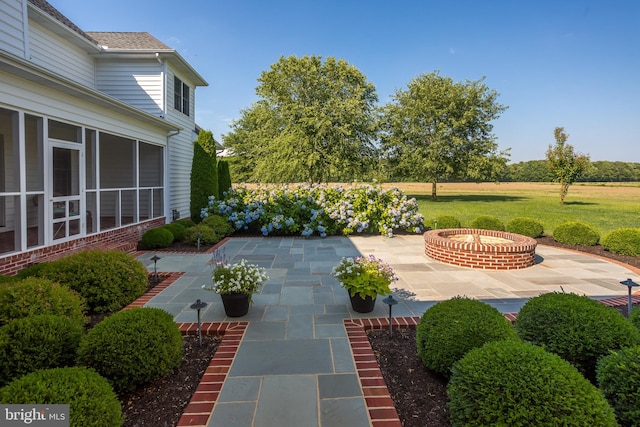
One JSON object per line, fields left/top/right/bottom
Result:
{"left": 546, "top": 127, "right": 591, "bottom": 205}
{"left": 190, "top": 130, "right": 218, "bottom": 222}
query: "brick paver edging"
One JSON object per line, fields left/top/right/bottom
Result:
{"left": 175, "top": 321, "right": 248, "bottom": 427}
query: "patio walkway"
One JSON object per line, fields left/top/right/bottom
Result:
{"left": 137, "top": 235, "right": 639, "bottom": 427}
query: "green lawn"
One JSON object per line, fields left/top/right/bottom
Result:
{"left": 393, "top": 182, "right": 640, "bottom": 236}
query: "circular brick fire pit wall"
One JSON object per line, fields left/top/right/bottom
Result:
{"left": 423, "top": 228, "right": 537, "bottom": 270}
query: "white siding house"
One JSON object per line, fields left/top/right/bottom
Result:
{"left": 0, "top": 0, "right": 208, "bottom": 274}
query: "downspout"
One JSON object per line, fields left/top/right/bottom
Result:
{"left": 165, "top": 129, "right": 180, "bottom": 223}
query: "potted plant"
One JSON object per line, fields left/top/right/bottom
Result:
{"left": 331, "top": 255, "right": 397, "bottom": 313}
{"left": 203, "top": 252, "right": 269, "bottom": 317}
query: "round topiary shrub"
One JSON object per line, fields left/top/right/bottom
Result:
{"left": 514, "top": 292, "right": 640, "bottom": 378}
{"left": 0, "top": 315, "right": 84, "bottom": 386}
{"left": 506, "top": 217, "right": 545, "bottom": 238}
{"left": 140, "top": 227, "right": 174, "bottom": 249}
{"left": 42, "top": 250, "right": 148, "bottom": 314}
{"left": 448, "top": 340, "right": 617, "bottom": 427}
{"left": 430, "top": 215, "right": 461, "bottom": 229}
{"left": 0, "top": 366, "right": 123, "bottom": 427}
{"left": 164, "top": 222, "right": 186, "bottom": 242}
{"left": 184, "top": 223, "right": 220, "bottom": 246}
{"left": 602, "top": 228, "right": 640, "bottom": 257}
{"left": 77, "top": 307, "right": 183, "bottom": 394}
{"left": 469, "top": 215, "right": 505, "bottom": 231}
{"left": 202, "top": 214, "right": 234, "bottom": 237}
{"left": 0, "top": 277, "right": 85, "bottom": 326}
{"left": 597, "top": 345, "right": 640, "bottom": 427}
{"left": 416, "top": 297, "right": 517, "bottom": 377}
{"left": 553, "top": 221, "right": 600, "bottom": 246}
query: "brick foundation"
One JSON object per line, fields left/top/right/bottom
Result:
{"left": 424, "top": 228, "right": 537, "bottom": 270}
{"left": 0, "top": 218, "right": 165, "bottom": 276}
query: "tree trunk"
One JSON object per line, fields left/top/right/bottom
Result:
{"left": 431, "top": 181, "right": 437, "bottom": 201}
{"left": 559, "top": 182, "right": 569, "bottom": 205}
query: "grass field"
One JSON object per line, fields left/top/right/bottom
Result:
{"left": 385, "top": 182, "right": 640, "bottom": 236}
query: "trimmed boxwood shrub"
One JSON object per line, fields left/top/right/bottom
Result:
{"left": 140, "top": 227, "right": 174, "bottom": 249}
{"left": 202, "top": 214, "right": 234, "bottom": 237}
{"left": 469, "top": 215, "right": 505, "bottom": 231}
{"left": 448, "top": 340, "right": 617, "bottom": 427}
{"left": 0, "top": 315, "right": 84, "bottom": 386}
{"left": 164, "top": 222, "right": 187, "bottom": 242}
{"left": 0, "top": 277, "right": 85, "bottom": 326}
{"left": 175, "top": 218, "right": 196, "bottom": 229}
{"left": 602, "top": 228, "right": 640, "bottom": 257}
{"left": 430, "top": 215, "right": 461, "bottom": 229}
{"left": 77, "top": 307, "right": 183, "bottom": 394}
{"left": 184, "top": 223, "right": 220, "bottom": 246}
{"left": 597, "top": 346, "right": 640, "bottom": 427}
{"left": 514, "top": 292, "right": 640, "bottom": 378}
{"left": 0, "top": 275, "right": 17, "bottom": 284}
{"left": 416, "top": 297, "right": 517, "bottom": 377}
{"left": 553, "top": 221, "right": 600, "bottom": 246}
{"left": 506, "top": 217, "right": 544, "bottom": 238}
{"left": 0, "top": 367, "right": 123, "bottom": 427}
{"left": 41, "top": 250, "right": 148, "bottom": 314}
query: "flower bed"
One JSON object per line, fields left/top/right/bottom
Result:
{"left": 201, "top": 183, "right": 424, "bottom": 237}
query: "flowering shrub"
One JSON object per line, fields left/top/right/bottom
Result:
{"left": 201, "top": 183, "right": 424, "bottom": 237}
{"left": 203, "top": 252, "right": 268, "bottom": 303}
{"left": 331, "top": 255, "right": 397, "bottom": 299}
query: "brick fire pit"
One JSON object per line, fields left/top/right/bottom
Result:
{"left": 423, "top": 228, "right": 537, "bottom": 270}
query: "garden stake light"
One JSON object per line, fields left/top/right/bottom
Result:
{"left": 383, "top": 295, "right": 398, "bottom": 337}
{"left": 190, "top": 299, "right": 208, "bottom": 346}
{"left": 196, "top": 232, "right": 202, "bottom": 252}
{"left": 150, "top": 255, "right": 161, "bottom": 284}
{"left": 619, "top": 278, "right": 639, "bottom": 317}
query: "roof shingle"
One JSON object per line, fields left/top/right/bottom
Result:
{"left": 86, "top": 32, "right": 172, "bottom": 51}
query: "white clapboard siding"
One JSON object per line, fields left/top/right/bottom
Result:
{"left": 0, "top": 0, "right": 26, "bottom": 57}
{"left": 95, "top": 60, "right": 164, "bottom": 117}
{"left": 29, "top": 21, "right": 95, "bottom": 88}
{"left": 165, "top": 69, "right": 198, "bottom": 219}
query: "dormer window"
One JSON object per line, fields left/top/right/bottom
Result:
{"left": 174, "top": 76, "right": 190, "bottom": 116}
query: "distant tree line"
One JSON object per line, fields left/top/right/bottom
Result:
{"left": 502, "top": 160, "right": 640, "bottom": 182}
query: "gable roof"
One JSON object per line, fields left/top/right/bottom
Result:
{"left": 27, "top": 0, "right": 99, "bottom": 45}
{"left": 86, "top": 32, "right": 171, "bottom": 51}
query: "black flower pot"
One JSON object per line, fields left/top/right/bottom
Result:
{"left": 220, "top": 293, "right": 250, "bottom": 317}
{"left": 349, "top": 293, "right": 376, "bottom": 313}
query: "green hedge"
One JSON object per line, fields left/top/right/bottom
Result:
{"left": 597, "top": 345, "right": 640, "bottom": 427}
{"left": 0, "top": 367, "right": 123, "bottom": 427}
{"left": 602, "top": 228, "right": 640, "bottom": 257}
{"left": 506, "top": 217, "right": 545, "bottom": 238}
{"left": 514, "top": 292, "right": 640, "bottom": 378}
{"left": 448, "top": 340, "right": 617, "bottom": 426}
{"left": 184, "top": 223, "right": 220, "bottom": 246}
{"left": 630, "top": 305, "right": 640, "bottom": 331}
{"left": 0, "top": 315, "right": 84, "bottom": 386}
{"left": 39, "top": 250, "right": 148, "bottom": 314}
{"left": 469, "top": 215, "right": 505, "bottom": 231}
{"left": 164, "top": 222, "right": 187, "bottom": 242}
{"left": 416, "top": 297, "right": 517, "bottom": 377}
{"left": 77, "top": 308, "right": 183, "bottom": 394}
{"left": 0, "top": 277, "right": 85, "bottom": 326}
{"left": 553, "top": 221, "right": 600, "bottom": 246}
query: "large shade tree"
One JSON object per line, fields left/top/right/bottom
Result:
{"left": 380, "top": 72, "right": 509, "bottom": 200}
{"left": 546, "top": 127, "right": 591, "bottom": 205}
{"left": 224, "top": 55, "right": 379, "bottom": 183}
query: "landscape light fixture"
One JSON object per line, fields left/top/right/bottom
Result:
{"left": 150, "top": 255, "right": 161, "bottom": 284}
{"left": 190, "top": 299, "right": 208, "bottom": 346}
{"left": 619, "top": 278, "right": 639, "bottom": 317}
{"left": 382, "top": 295, "right": 399, "bottom": 337}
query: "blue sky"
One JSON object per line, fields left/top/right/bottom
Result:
{"left": 52, "top": 0, "right": 639, "bottom": 163}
